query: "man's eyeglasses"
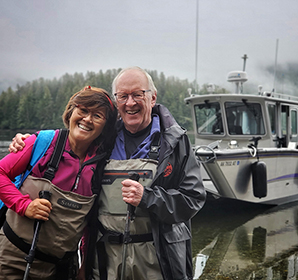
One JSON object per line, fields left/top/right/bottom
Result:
{"left": 114, "top": 90, "right": 151, "bottom": 104}
{"left": 75, "top": 104, "right": 106, "bottom": 124}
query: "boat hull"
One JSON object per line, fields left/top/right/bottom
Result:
{"left": 197, "top": 148, "right": 298, "bottom": 205}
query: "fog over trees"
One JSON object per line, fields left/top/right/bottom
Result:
{"left": 1, "top": 64, "right": 297, "bottom": 131}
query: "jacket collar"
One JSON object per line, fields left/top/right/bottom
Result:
{"left": 153, "top": 104, "right": 186, "bottom": 148}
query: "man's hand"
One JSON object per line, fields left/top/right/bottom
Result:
{"left": 8, "top": 133, "right": 31, "bottom": 153}
{"left": 24, "top": 198, "right": 52, "bottom": 221}
{"left": 121, "top": 179, "right": 144, "bottom": 206}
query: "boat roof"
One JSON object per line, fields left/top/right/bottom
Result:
{"left": 185, "top": 92, "right": 298, "bottom": 106}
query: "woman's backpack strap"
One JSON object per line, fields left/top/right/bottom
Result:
{"left": 43, "top": 129, "right": 68, "bottom": 181}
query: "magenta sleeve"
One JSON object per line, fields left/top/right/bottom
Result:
{"left": 0, "top": 134, "right": 37, "bottom": 215}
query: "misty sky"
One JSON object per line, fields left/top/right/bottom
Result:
{"left": 0, "top": 0, "right": 297, "bottom": 93}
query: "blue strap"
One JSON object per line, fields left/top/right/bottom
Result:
{"left": 0, "top": 130, "right": 55, "bottom": 210}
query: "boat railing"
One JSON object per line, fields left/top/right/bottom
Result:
{"left": 261, "top": 91, "right": 298, "bottom": 101}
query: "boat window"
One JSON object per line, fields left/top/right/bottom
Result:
{"left": 291, "top": 110, "right": 297, "bottom": 135}
{"left": 281, "top": 106, "right": 287, "bottom": 136}
{"left": 268, "top": 104, "right": 276, "bottom": 135}
{"left": 194, "top": 102, "right": 223, "bottom": 135}
{"left": 225, "top": 101, "right": 265, "bottom": 135}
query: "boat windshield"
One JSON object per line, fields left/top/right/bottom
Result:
{"left": 194, "top": 100, "right": 265, "bottom": 135}
{"left": 194, "top": 102, "right": 223, "bottom": 134}
{"left": 225, "top": 101, "right": 265, "bottom": 135}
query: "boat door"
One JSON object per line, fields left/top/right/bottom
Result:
{"left": 278, "top": 104, "right": 298, "bottom": 148}
{"left": 289, "top": 107, "right": 298, "bottom": 148}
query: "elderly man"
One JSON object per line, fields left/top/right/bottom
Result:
{"left": 9, "top": 66, "right": 206, "bottom": 280}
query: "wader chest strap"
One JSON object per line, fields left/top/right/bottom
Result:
{"left": 3, "top": 221, "right": 75, "bottom": 264}
{"left": 100, "top": 230, "right": 153, "bottom": 244}
{"left": 148, "top": 132, "right": 160, "bottom": 160}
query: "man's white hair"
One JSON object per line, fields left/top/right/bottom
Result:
{"left": 112, "top": 66, "right": 157, "bottom": 96}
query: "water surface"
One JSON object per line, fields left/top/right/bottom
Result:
{"left": 192, "top": 197, "right": 298, "bottom": 279}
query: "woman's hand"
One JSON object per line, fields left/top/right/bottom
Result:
{"left": 25, "top": 198, "right": 52, "bottom": 221}
{"left": 8, "top": 133, "right": 31, "bottom": 153}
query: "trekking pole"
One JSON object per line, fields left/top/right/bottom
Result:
{"left": 23, "top": 190, "right": 52, "bottom": 280}
{"left": 120, "top": 172, "right": 140, "bottom": 280}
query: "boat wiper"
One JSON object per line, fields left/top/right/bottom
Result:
{"left": 204, "top": 99, "right": 210, "bottom": 108}
{"left": 198, "top": 100, "right": 211, "bottom": 109}
{"left": 249, "top": 136, "right": 262, "bottom": 148}
{"left": 273, "top": 136, "right": 286, "bottom": 148}
{"left": 242, "top": 98, "right": 258, "bottom": 117}
{"left": 242, "top": 98, "right": 248, "bottom": 105}
{"left": 198, "top": 99, "right": 211, "bottom": 117}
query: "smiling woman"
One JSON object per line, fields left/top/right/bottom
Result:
{"left": 62, "top": 87, "right": 115, "bottom": 164}
{"left": 70, "top": 103, "right": 107, "bottom": 161}
{"left": 0, "top": 86, "right": 118, "bottom": 279}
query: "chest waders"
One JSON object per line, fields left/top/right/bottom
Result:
{"left": 2, "top": 129, "right": 96, "bottom": 279}
{"left": 97, "top": 158, "right": 163, "bottom": 280}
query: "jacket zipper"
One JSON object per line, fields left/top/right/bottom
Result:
{"left": 71, "top": 152, "right": 107, "bottom": 191}
{"left": 73, "top": 170, "right": 82, "bottom": 190}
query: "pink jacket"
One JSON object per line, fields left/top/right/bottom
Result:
{"left": 0, "top": 130, "right": 99, "bottom": 216}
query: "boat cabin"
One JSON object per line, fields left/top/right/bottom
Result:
{"left": 185, "top": 76, "right": 298, "bottom": 150}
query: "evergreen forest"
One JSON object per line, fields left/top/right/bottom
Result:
{"left": 0, "top": 69, "right": 227, "bottom": 132}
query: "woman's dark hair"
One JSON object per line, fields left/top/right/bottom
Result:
{"left": 62, "top": 86, "right": 118, "bottom": 154}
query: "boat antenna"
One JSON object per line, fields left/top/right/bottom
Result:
{"left": 242, "top": 54, "right": 248, "bottom": 71}
{"left": 194, "top": 0, "right": 199, "bottom": 93}
{"left": 272, "top": 39, "right": 279, "bottom": 92}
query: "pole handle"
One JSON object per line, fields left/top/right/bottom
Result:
{"left": 127, "top": 172, "right": 139, "bottom": 220}
{"left": 128, "top": 172, "right": 140, "bottom": 182}
{"left": 39, "top": 190, "right": 52, "bottom": 201}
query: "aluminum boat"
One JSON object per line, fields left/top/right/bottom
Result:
{"left": 185, "top": 71, "right": 298, "bottom": 205}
